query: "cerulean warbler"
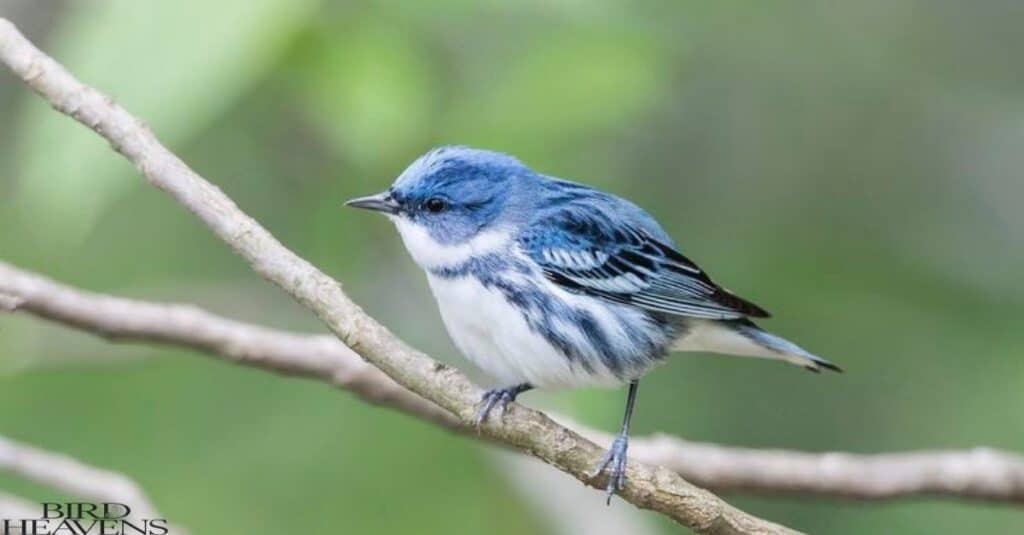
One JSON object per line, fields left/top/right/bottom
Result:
{"left": 346, "top": 146, "right": 840, "bottom": 501}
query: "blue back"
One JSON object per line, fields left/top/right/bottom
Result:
{"left": 389, "top": 145, "right": 674, "bottom": 244}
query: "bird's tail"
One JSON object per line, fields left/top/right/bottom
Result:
{"left": 672, "top": 319, "right": 842, "bottom": 373}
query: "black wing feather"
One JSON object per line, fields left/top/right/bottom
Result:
{"left": 520, "top": 212, "right": 770, "bottom": 320}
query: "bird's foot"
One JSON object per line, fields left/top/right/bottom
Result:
{"left": 474, "top": 384, "right": 528, "bottom": 427}
{"left": 588, "top": 434, "right": 629, "bottom": 504}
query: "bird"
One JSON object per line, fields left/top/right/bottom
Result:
{"left": 346, "top": 146, "right": 840, "bottom": 502}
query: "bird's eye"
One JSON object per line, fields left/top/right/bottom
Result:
{"left": 424, "top": 198, "right": 448, "bottom": 213}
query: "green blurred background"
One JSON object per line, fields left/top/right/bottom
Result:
{"left": 1, "top": 1, "right": 1022, "bottom": 533}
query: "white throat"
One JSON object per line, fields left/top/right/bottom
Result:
{"left": 390, "top": 217, "right": 513, "bottom": 270}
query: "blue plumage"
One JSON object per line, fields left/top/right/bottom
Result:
{"left": 519, "top": 195, "right": 771, "bottom": 320}
{"left": 346, "top": 146, "right": 840, "bottom": 501}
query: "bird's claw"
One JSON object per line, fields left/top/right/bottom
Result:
{"left": 473, "top": 387, "right": 518, "bottom": 427}
{"left": 588, "top": 435, "right": 629, "bottom": 504}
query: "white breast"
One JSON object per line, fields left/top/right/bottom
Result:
{"left": 425, "top": 273, "right": 623, "bottom": 388}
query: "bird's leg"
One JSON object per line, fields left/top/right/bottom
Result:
{"left": 588, "top": 379, "right": 639, "bottom": 504}
{"left": 474, "top": 383, "right": 533, "bottom": 426}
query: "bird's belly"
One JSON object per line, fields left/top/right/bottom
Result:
{"left": 426, "top": 274, "right": 625, "bottom": 388}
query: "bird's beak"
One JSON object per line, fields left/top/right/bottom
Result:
{"left": 344, "top": 192, "right": 400, "bottom": 215}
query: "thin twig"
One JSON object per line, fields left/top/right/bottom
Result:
{"left": 0, "top": 492, "right": 39, "bottom": 521}
{"left": 0, "top": 260, "right": 459, "bottom": 431}
{"left": 570, "top": 425, "right": 1024, "bottom": 504}
{"left": 0, "top": 435, "right": 161, "bottom": 521}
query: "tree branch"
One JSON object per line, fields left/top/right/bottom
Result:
{"left": 0, "top": 492, "right": 39, "bottom": 521}
{"left": 0, "top": 435, "right": 162, "bottom": 522}
{"left": 0, "top": 260, "right": 460, "bottom": 432}
{"left": 575, "top": 427, "right": 1024, "bottom": 504}
{"left": 0, "top": 291, "right": 24, "bottom": 311}
{"left": 0, "top": 18, "right": 794, "bottom": 534}
{"left": 4, "top": 263, "right": 1024, "bottom": 505}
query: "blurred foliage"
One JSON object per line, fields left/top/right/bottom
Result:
{"left": 1, "top": 1, "right": 1023, "bottom": 533}
{"left": 12, "top": 0, "right": 318, "bottom": 246}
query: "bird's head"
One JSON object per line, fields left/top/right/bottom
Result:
{"left": 346, "top": 146, "right": 532, "bottom": 269}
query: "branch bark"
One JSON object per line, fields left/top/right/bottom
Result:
{"left": 0, "top": 492, "right": 38, "bottom": 522}
{"left": 0, "top": 291, "right": 25, "bottom": 311}
{"left": 4, "top": 263, "right": 1024, "bottom": 506}
{"left": 0, "top": 435, "right": 162, "bottom": 522}
{"left": 576, "top": 427, "right": 1024, "bottom": 504}
{"left": 0, "top": 260, "right": 460, "bottom": 432}
{"left": 0, "top": 18, "right": 795, "bottom": 534}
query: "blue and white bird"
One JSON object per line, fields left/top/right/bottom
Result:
{"left": 346, "top": 146, "right": 840, "bottom": 501}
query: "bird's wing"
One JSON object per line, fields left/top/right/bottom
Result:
{"left": 518, "top": 208, "right": 770, "bottom": 319}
